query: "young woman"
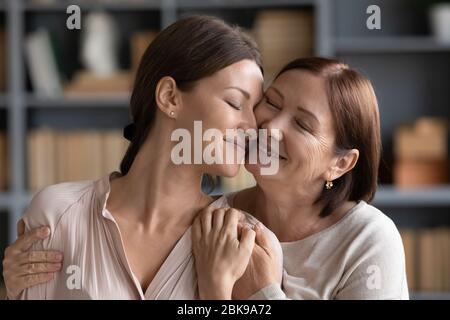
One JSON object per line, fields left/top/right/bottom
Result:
{"left": 2, "top": 15, "right": 283, "bottom": 299}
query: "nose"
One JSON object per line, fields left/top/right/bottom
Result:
{"left": 239, "top": 107, "right": 258, "bottom": 132}
{"left": 262, "top": 114, "right": 284, "bottom": 142}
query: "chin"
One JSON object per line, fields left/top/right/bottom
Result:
{"left": 215, "top": 163, "right": 241, "bottom": 178}
{"left": 245, "top": 162, "right": 282, "bottom": 183}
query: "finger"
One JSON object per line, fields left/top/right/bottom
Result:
{"left": 21, "top": 272, "right": 55, "bottom": 289}
{"left": 200, "top": 208, "right": 213, "bottom": 236}
{"left": 21, "top": 262, "right": 62, "bottom": 275}
{"left": 239, "top": 227, "right": 256, "bottom": 254}
{"left": 192, "top": 216, "right": 202, "bottom": 244}
{"left": 223, "top": 209, "right": 240, "bottom": 239}
{"left": 17, "top": 219, "right": 25, "bottom": 237}
{"left": 211, "top": 209, "right": 226, "bottom": 234}
{"left": 254, "top": 223, "right": 271, "bottom": 250}
{"left": 15, "top": 227, "right": 51, "bottom": 252}
{"left": 18, "top": 250, "right": 63, "bottom": 265}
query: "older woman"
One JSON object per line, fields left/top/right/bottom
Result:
{"left": 193, "top": 57, "right": 408, "bottom": 300}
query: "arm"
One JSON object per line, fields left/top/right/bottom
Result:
{"left": 334, "top": 222, "right": 409, "bottom": 300}
{"left": 2, "top": 220, "right": 63, "bottom": 299}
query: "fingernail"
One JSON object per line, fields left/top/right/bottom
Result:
{"left": 55, "top": 253, "right": 63, "bottom": 261}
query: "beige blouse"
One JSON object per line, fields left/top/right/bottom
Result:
{"left": 17, "top": 172, "right": 282, "bottom": 300}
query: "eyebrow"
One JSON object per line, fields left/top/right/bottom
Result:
{"left": 225, "top": 86, "right": 250, "bottom": 100}
{"left": 269, "top": 86, "right": 319, "bottom": 123}
{"left": 269, "top": 86, "right": 284, "bottom": 100}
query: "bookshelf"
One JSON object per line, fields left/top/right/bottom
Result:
{"left": 0, "top": 0, "right": 449, "bottom": 300}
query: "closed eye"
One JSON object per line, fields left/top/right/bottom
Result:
{"left": 226, "top": 101, "right": 242, "bottom": 110}
{"left": 295, "top": 119, "right": 311, "bottom": 133}
{"left": 265, "top": 96, "right": 280, "bottom": 110}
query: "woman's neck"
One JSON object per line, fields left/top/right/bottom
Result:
{"left": 107, "top": 123, "right": 213, "bottom": 233}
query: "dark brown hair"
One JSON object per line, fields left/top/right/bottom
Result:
{"left": 276, "top": 57, "right": 381, "bottom": 217}
{"left": 120, "top": 15, "right": 262, "bottom": 175}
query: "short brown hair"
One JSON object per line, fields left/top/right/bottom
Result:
{"left": 120, "top": 15, "right": 262, "bottom": 175}
{"left": 276, "top": 57, "right": 381, "bottom": 217}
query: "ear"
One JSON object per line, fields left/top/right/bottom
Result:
{"left": 155, "top": 76, "right": 180, "bottom": 119}
{"left": 328, "top": 149, "right": 359, "bottom": 181}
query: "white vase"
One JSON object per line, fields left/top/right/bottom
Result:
{"left": 429, "top": 3, "right": 450, "bottom": 43}
{"left": 81, "top": 12, "right": 120, "bottom": 76}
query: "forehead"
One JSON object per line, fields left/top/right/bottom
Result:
{"left": 270, "top": 69, "right": 331, "bottom": 122}
{"left": 198, "top": 60, "right": 263, "bottom": 97}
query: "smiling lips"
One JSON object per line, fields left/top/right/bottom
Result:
{"left": 223, "top": 136, "right": 287, "bottom": 161}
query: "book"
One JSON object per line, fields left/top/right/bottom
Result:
{"left": 27, "top": 128, "right": 57, "bottom": 193}
{"left": 64, "top": 70, "right": 132, "bottom": 96}
{"left": 253, "top": 10, "right": 314, "bottom": 84}
{"left": 27, "top": 128, "right": 128, "bottom": 191}
{"left": 130, "top": 30, "right": 158, "bottom": 74}
{"left": 400, "top": 229, "right": 416, "bottom": 291}
{"left": 25, "top": 29, "right": 63, "bottom": 98}
{"left": 102, "top": 130, "right": 129, "bottom": 174}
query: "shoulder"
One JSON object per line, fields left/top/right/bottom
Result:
{"left": 23, "top": 180, "right": 96, "bottom": 230}
{"left": 334, "top": 202, "right": 408, "bottom": 299}
{"left": 345, "top": 201, "right": 402, "bottom": 246}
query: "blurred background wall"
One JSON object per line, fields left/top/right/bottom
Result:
{"left": 0, "top": 0, "right": 449, "bottom": 299}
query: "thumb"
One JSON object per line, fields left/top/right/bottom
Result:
{"left": 16, "top": 219, "right": 25, "bottom": 237}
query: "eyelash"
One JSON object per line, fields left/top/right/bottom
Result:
{"left": 265, "top": 96, "right": 312, "bottom": 133}
{"left": 226, "top": 101, "right": 242, "bottom": 110}
{"left": 265, "top": 96, "right": 280, "bottom": 110}
{"left": 295, "top": 119, "right": 309, "bottom": 132}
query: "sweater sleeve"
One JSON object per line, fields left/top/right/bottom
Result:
{"left": 248, "top": 283, "right": 289, "bottom": 300}
{"left": 334, "top": 217, "right": 409, "bottom": 300}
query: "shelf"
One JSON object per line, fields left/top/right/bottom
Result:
{"left": 26, "top": 94, "right": 130, "bottom": 108}
{"left": 373, "top": 185, "right": 450, "bottom": 207}
{"left": 177, "top": 0, "right": 314, "bottom": 9}
{"left": 22, "top": 0, "right": 316, "bottom": 12}
{"left": 410, "top": 291, "right": 450, "bottom": 300}
{"left": 0, "top": 94, "right": 8, "bottom": 108}
{"left": 0, "top": 192, "right": 11, "bottom": 209}
{"left": 335, "top": 37, "right": 450, "bottom": 54}
{"left": 24, "top": 0, "right": 162, "bottom": 12}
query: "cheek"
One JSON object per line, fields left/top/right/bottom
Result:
{"left": 288, "top": 133, "right": 332, "bottom": 182}
{"left": 254, "top": 104, "right": 271, "bottom": 126}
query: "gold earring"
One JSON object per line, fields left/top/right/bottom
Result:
{"left": 169, "top": 111, "right": 175, "bottom": 117}
{"left": 325, "top": 180, "right": 333, "bottom": 190}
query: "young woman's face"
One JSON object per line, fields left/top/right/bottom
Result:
{"left": 177, "top": 59, "right": 263, "bottom": 177}
{"left": 246, "top": 69, "right": 337, "bottom": 195}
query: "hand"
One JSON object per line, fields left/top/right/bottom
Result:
{"left": 2, "top": 220, "right": 63, "bottom": 299}
{"left": 192, "top": 207, "right": 255, "bottom": 300}
{"left": 232, "top": 223, "right": 282, "bottom": 300}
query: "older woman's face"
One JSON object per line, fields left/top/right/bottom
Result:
{"left": 246, "top": 69, "right": 336, "bottom": 191}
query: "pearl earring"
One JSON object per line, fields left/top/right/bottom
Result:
{"left": 170, "top": 111, "right": 175, "bottom": 117}
{"left": 325, "top": 180, "right": 333, "bottom": 190}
